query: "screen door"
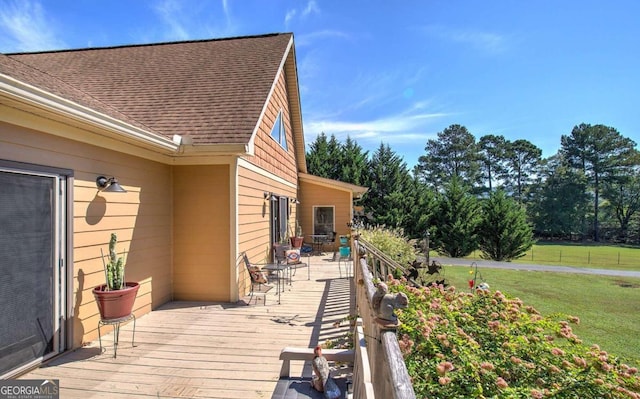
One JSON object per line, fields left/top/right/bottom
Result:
{"left": 0, "top": 168, "right": 66, "bottom": 376}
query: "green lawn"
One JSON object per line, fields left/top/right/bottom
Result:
{"left": 466, "top": 241, "right": 640, "bottom": 271}
{"left": 438, "top": 266, "right": 640, "bottom": 367}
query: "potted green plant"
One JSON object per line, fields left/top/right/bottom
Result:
{"left": 92, "top": 233, "right": 139, "bottom": 320}
{"left": 289, "top": 221, "right": 304, "bottom": 248}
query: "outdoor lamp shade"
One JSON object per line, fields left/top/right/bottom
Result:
{"left": 96, "top": 176, "right": 127, "bottom": 193}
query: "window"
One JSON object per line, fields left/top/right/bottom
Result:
{"left": 313, "top": 206, "right": 334, "bottom": 235}
{"left": 269, "top": 111, "right": 288, "bottom": 151}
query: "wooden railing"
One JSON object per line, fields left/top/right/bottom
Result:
{"left": 350, "top": 238, "right": 416, "bottom": 399}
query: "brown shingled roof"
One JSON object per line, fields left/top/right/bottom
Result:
{"left": 6, "top": 33, "right": 293, "bottom": 146}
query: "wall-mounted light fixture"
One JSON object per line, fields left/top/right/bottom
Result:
{"left": 289, "top": 198, "right": 300, "bottom": 204}
{"left": 96, "top": 176, "right": 127, "bottom": 193}
{"left": 263, "top": 192, "right": 278, "bottom": 201}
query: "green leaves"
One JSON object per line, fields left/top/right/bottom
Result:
{"left": 390, "top": 278, "right": 640, "bottom": 398}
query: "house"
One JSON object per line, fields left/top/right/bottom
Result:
{"left": 0, "top": 33, "right": 367, "bottom": 377}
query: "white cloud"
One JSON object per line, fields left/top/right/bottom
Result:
{"left": 284, "top": 9, "right": 297, "bottom": 26}
{"left": 0, "top": 0, "right": 66, "bottom": 52}
{"left": 302, "top": 1, "right": 320, "bottom": 17}
{"left": 153, "top": 0, "right": 190, "bottom": 40}
{"left": 150, "top": 0, "right": 238, "bottom": 42}
{"left": 304, "top": 109, "right": 449, "bottom": 145}
{"left": 284, "top": 0, "right": 320, "bottom": 28}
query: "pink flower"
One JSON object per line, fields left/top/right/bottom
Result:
{"left": 496, "top": 377, "right": 509, "bottom": 389}
{"left": 531, "top": 389, "right": 544, "bottom": 399}
{"left": 438, "top": 377, "right": 451, "bottom": 385}
{"left": 481, "top": 362, "right": 495, "bottom": 371}
{"left": 551, "top": 347, "right": 565, "bottom": 356}
{"left": 573, "top": 356, "right": 587, "bottom": 368}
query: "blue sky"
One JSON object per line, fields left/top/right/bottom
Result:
{"left": 2, "top": 0, "right": 639, "bottom": 168}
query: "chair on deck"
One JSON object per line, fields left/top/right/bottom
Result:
{"left": 274, "top": 245, "right": 309, "bottom": 280}
{"left": 241, "top": 252, "right": 273, "bottom": 305}
{"left": 322, "top": 231, "right": 337, "bottom": 254}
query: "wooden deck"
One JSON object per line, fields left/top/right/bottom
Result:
{"left": 20, "top": 254, "right": 355, "bottom": 399}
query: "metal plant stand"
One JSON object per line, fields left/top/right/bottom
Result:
{"left": 98, "top": 314, "right": 136, "bottom": 358}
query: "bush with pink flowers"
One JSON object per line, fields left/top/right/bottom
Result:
{"left": 388, "top": 277, "right": 640, "bottom": 398}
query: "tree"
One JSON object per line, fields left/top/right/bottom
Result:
{"left": 478, "top": 190, "right": 535, "bottom": 261}
{"left": 561, "top": 123, "right": 638, "bottom": 241}
{"left": 337, "top": 136, "right": 368, "bottom": 186}
{"left": 530, "top": 154, "right": 590, "bottom": 239}
{"left": 601, "top": 168, "right": 640, "bottom": 241}
{"left": 403, "top": 175, "right": 437, "bottom": 239}
{"left": 502, "top": 139, "right": 542, "bottom": 203}
{"left": 306, "top": 132, "right": 342, "bottom": 179}
{"left": 431, "top": 177, "right": 482, "bottom": 257}
{"left": 363, "top": 143, "right": 413, "bottom": 228}
{"left": 415, "top": 124, "right": 480, "bottom": 190}
{"left": 478, "top": 134, "right": 508, "bottom": 193}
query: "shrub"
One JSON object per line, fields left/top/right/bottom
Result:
{"left": 388, "top": 277, "right": 640, "bottom": 398}
{"left": 359, "top": 226, "right": 418, "bottom": 269}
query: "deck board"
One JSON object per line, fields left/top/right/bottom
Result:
{"left": 18, "top": 255, "right": 354, "bottom": 399}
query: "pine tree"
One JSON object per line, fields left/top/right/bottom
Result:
{"left": 432, "top": 177, "right": 482, "bottom": 257}
{"left": 478, "top": 190, "right": 535, "bottom": 261}
{"left": 363, "top": 143, "right": 413, "bottom": 228}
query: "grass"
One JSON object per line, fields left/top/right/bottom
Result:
{"left": 465, "top": 241, "right": 640, "bottom": 271}
{"left": 436, "top": 265, "right": 640, "bottom": 367}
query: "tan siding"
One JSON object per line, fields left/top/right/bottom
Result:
{"left": 298, "top": 180, "right": 352, "bottom": 252}
{"left": 173, "top": 165, "right": 230, "bottom": 301}
{"left": 0, "top": 122, "right": 173, "bottom": 348}
{"left": 236, "top": 164, "right": 298, "bottom": 297}
{"left": 247, "top": 72, "right": 298, "bottom": 183}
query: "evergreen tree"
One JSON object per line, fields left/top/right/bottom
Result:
{"left": 403, "top": 175, "right": 437, "bottom": 238}
{"left": 530, "top": 154, "right": 589, "bottom": 239}
{"left": 363, "top": 143, "right": 413, "bottom": 228}
{"left": 502, "top": 139, "right": 542, "bottom": 203}
{"left": 478, "top": 134, "right": 508, "bottom": 193}
{"left": 561, "top": 123, "right": 638, "bottom": 241}
{"left": 478, "top": 190, "right": 535, "bottom": 261}
{"left": 431, "top": 177, "right": 482, "bottom": 257}
{"left": 338, "top": 136, "right": 368, "bottom": 185}
{"left": 306, "top": 132, "right": 332, "bottom": 178}
{"left": 601, "top": 168, "right": 640, "bottom": 241}
{"left": 415, "top": 124, "right": 481, "bottom": 190}
{"left": 306, "top": 132, "right": 342, "bottom": 179}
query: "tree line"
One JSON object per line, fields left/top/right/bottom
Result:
{"left": 306, "top": 123, "right": 640, "bottom": 259}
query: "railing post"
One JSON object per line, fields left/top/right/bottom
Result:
{"left": 353, "top": 239, "right": 416, "bottom": 399}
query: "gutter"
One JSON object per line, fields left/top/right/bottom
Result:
{"left": 0, "top": 73, "right": 180, "bottom": 152}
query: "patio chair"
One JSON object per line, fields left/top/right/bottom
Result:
{"left": 241, "top": 252, "right": 273, "bottom": 305}
{"left": 274, "top": 245, "right": 309, "bottom": 280}
{"left": 322, "top": 231, "right": 337, "bottom": 254}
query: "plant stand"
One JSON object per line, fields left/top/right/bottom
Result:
{"left": 98, "top": 314, "right": 136, "bottom": 358}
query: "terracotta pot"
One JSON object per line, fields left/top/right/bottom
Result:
{"left": 289, "top": 236, "right": 304, "bottom": 248}
{"left": 92, "top": 282, "right": 139, "bottom": 320}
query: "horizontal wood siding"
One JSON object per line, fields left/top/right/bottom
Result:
{"left": 298, "top": 180, "right": 352, "bottom": 252}
{"left": 0, "top": 122, "right": 173, "bottom": 348}
{"left": 236, "top": 165, "right": 297, "bottom": 297}
{"left": 173, "top": 165, "right": 230, "bottom": 301}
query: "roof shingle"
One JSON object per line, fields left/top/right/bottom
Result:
{"left": 5, "top": 33, "right": 293, "bottom": 145}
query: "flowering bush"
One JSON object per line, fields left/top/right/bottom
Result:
{"left": 388, "top": 277, "right": 640, "bottom": 398}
